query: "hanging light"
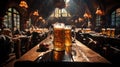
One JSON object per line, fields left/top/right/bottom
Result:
{"left": 83, "top": 12, "right": 91, "bottom": 19}
{"left": 78, "top": 18, "right": 83, "bottom": 22}
{"left": 83, "top": 11, "right": 92, "bottom": 28}
{"left": 95, "top": 7, "right": 103, "bottom": 15}
{"left": 95, "top": 7, "right": 104, "bottom": 27}
{"left": 83, "top": 12, "right": 89, "bottom": 18}
{"left": 33, "top": 10, "right": 39, "bottom": 16}
{"left": 39, "top": 16, "right": 43, "bottom": 20}
{"left": 19, "top": 0, "right": 28, "bottom": 8}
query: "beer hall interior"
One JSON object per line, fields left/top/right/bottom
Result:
{"left": 0, "top": 0, "right": 120, "bottom": 67}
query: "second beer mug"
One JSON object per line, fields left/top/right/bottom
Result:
{"left": 65, "top": 25, "right": 72, "bottom": 47}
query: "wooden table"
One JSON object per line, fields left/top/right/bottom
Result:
{"left": 15, "top": 35, "right": 110, "bottom": 64}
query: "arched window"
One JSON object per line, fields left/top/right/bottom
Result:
{"left": 3, "top": 8, "right": 20, "bottom": 30}
{"left": 111, "top": 8, "right": 120, "bottom": 28}
{"left": 50, "top": 0, "right": 71, "bottom": 18}
{"left": 50, "top": 8, "right": 71, "bottom": 18}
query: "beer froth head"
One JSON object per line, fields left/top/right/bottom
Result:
{"left": 65, "top": 25, "right": 72, "bottom": 30}
{"left": 53, "top": 23, "right": 65, "bottom": 28}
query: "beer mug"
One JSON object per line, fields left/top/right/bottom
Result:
{"left": 53, "top": 23, "right": 65, "bottom": 51}
{"left": 106, "top": 28, "right": 111, "bottom": 37}
{"left": 110, "top": 28, "right": 115, "bottom": 37}
{"left": 65, "top": 25, "right": 72, "bottom": 47}
{"left": 102, "top": 28, "right": 106, "bottom": 35}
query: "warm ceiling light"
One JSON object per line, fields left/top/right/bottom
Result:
{"left": 96, "top": 7, "right": 103, "bottom": 15}
{"left": 39, "top": 16, "right": 43, "bottom": 20}
{"left": 33, "top": 10, "right": 39, "bottom": 16}
{"left": 19, "top": 0, "right": 28, "bottom": 8}
{"left": 42, "top": 19, "right": 46, "bottom": 23}
{"left": 83, "top": 12, "right": 91, "bottom": 18}
{"left": 78, "top": 18, "right": 83, "bottom": 22}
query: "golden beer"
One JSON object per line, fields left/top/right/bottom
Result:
{"left": 53, "top": 23, "right": 65, "bottom": 51}
{"left": 106, "top": 28, "right": 111, "bottom": 37}
{"left": 53, "top": 51, "right": 65, "bottom": 61}
{"left": 111, "top": 28, "right": 115, "bottom": 37}
{"left": 65, "top": 25, "right": 72, "bottom": 47}
{"left": 65, "top": 46, "right": 72, "bottom": 54}
{"left": 102, "top": 28, "right": 106, "bottom": 35}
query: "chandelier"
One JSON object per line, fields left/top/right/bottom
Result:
{"left": 19, "top": 0, "right": 28, "bottom": 8}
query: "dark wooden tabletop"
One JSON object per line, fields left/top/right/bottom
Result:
{"left": 16, "top": 35, "right": 110, "bottom": 64}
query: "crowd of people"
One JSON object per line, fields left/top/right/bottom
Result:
{"left": 0, "top": 24, "right": 49, "bottom": 66}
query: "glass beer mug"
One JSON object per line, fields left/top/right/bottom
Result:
{"left": 106, "top": 28, "right": 111, "bottom": 37}
{"left": 65, "top": 25, "right": 72, "bottom": 47}
{"left": 53, "top": 23, "right": 65, "bottom": 51}
{"left": 102, "top": 28, "right": 106, "bottom": 35}
{"left": 110, "top": 28, "right": 115, "bottom": 37}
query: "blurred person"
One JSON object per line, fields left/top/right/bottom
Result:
{"left": 0, "top": 17, "right": 6, "bottom": 30}
{"left": 13, "top": 26, "right": 21, "bottom": 36}
{"left": 0, "top": 29, "right": 13, "bottom": 65}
